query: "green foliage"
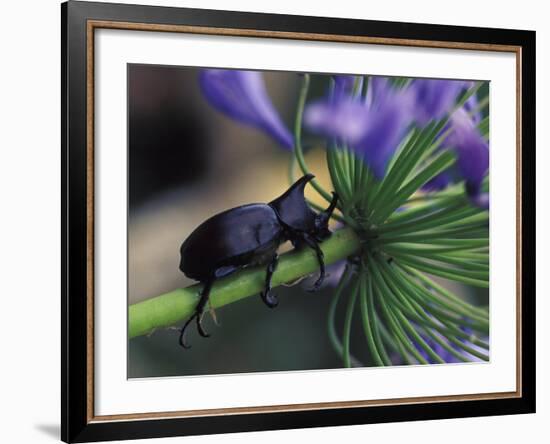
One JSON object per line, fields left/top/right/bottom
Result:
{"left": 128, "top": 73, "right": 489, "bottom": 368}
{"left": 293, "top": 74, "right": 489, "bottom": 366}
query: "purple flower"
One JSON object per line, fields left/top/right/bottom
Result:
{"left": 332, "top": 75, "right": 356, "bottom": 103}
{"left": 304, "top": 99, "right": 369, "bottom": 145}
{"left": 414, "top": 323, "right": 487, "bottom": 364}
{"left": 409, "top": 78, "right": 468, "bottom": 126}
{"left": 421, "top": 109, "right": 489, "bottom": 206}
{"left": 365, "top": 77, "right": 399, "bottom": 108}
{"left": 199, "top": 69, "right": 293, "bottom": 149}
{"left": 423, "top": 171, "right": 453, "bottom": 192}
{"left": 415, "top": 335, "right": 460, "bottom": 364}
{"left": 354, "top": 94, "right": 413, "bottom": 178}
{"left": 304, "top": 77, "right": 414, "bottom": 179}
{"left": 409, "top": 79, "right": 489, "bottom": 208}
{"left": 462, "top": 93, "right": 482, "bottom": 125}
{"left": 446, "top": 109, "right": 489, "bottom": 203}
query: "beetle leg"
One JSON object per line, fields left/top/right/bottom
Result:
{"left": 302, "top": 234, "right": 325, "bottom": 292}
{"left": 178, "top": 278, "right": 214, "bottom": 349}
{"left": 195, "top": 279, "right": 213, "bottom": 338}
{"left": 178, "top": 315, "right": 196, "bottom": 349}
{"left": 324, "top": 192, "right": 339, "bottom": 219}
{"left": 315, "top": 192, "right": 339, "bottom": 238}
{"left": 260, "top": 253, "right": 279, "bottom": 308}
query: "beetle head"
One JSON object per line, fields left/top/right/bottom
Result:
{"left": 269, "top": 174, "right": 338, "bottom": 240}
{"left": 269, "top": 174, "right": 318, "bottom": 233}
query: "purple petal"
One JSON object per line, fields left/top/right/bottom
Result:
{"left": 410, "top": 78, "right": 467, "bottom": 126}
{"left": 462, "top": 93, "right": 482, "bottom": 125}
{"left": 444, "top": 109, "right": 489, "bottom": 199}
{"left": 414, "top": 316, "right": 487, "bottom": 364}
{"left": 358, "top": 80, "right": 415, "bottom": 178}
{"left": 304, "top": 78, "right": 414, "bottom": 179}
{"left": 304, "top": 98, "right": 407, "bottom": 178}
{"left": 365, "top": 76, "right": 394, "bottom": 108}
{"left": 420, "top": 84, "right": 487, "bottom": 195}
{"left": 415, "top": 337, "right": 459, "bottom": 364}
{"left": 470, "top": 192, "right": 489, "bottom": 209}
{"left": 199, "top": 69, "right": 293, "bottom": 149}
{"left": 422, "top": 171, "right": 452, "bottom": 191}
{"left": 304, "top": 99, "right": 370, "bottom": 145}
{"left": 354, "top": 95, "right": 412, "bottom": 178}
{"left": 332, "top": 75, "right": 356, "bottom": 103}
{"left": 414, "top": 333, "right": 468, "bottom": 364}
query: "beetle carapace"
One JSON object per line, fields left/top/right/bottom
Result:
{"left": 178, "top": 174, "right": 339, "bottom": 348}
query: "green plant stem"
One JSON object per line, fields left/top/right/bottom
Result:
{"left": 381, "top": 238, "right": 488, "bottom": 248}
{"left": 343, "top": 278, "right": 360, "bottom": 368}
{"left": 378, "top": 225, "right": 488, "bottom": 244}
{"left": 327, "top": 144, "right": 353, "bottom": 204}
{"left": 404, "top": 266, "right": 489, "bottom": 317}
{"left": 419, "top": 327, "right": 471, "bottom": 363}
{"left": 358, "top": 273, "right": 388, "bottom": 366}
{"left": 368, "top": 255, "right": 429, "bottom": 364}
{"left": 380, "top": 203, "right": 483, "bottom": 234}
{"left": 378, "top": 264, "right": 489, "bottom": 360}
{"left": 389, "top": 193, "right": 466, "bottom": 223}
{"left": 293, "top": 73, "right": 333, "bottom": 204}
{"left": 394, "top": 254, "right": 488, "bottom": 287}
{"left": 327, "top": 265, "right": 364, "bottom": 367}
{"left": 372, "top": 150, "right": 457, "bottom": 224}
{"left": 129, "top": 227, "right": 361, "bottom": 339}
{"left": 381, "top": 260, "right": 489, "bottom": 335}
{"left": 374, "top": 258, "right": 448, "bottom": 364}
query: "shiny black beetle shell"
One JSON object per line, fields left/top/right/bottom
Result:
{"left": 179, "top": 173, "right": 320, "bottom": 281}
{"left": 177, "top": 174, "right": 338, "bottom": 348}
{"left": 179, "top": 203, "right": 284, "bottom": 281}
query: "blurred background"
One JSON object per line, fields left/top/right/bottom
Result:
{"left": 127, "top": 64, "right": 486, "bottom": 378}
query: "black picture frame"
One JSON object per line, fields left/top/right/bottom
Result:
{"left": 62, "top": 1, "right": 536, "bottom": 442}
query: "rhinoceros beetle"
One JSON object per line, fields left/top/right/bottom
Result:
{"left": 178, "top": 174, "right": 339, "bottom": 348}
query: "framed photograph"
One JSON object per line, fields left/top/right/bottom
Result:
{"left": 62, "top": 1, "right": 535, "bottom": 442}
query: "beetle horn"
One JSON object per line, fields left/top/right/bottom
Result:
{"left": 270, "top": 174, "right": 314, "bottom": 207}
{"left": 291, "top": 173, "right": 315, "bottom": 189}
{"left": 269, "top": 174, "right": 316, "bottom": 229}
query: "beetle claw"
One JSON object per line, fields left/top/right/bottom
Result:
{"left": 196, "top": 314, "right": 210, "bottom": 338}
{"left": 307, "top": 275, "right": 324, "bottom": 292}
{"left": 261, "top": 291, "right": 279, "bottom": 308}
{"left": 179, "top": 315, "right": 195, "bottom": 349}
{"left": 209, "top": 305, "right": 220, "bottom": 326}
{"left": 260, "top": 254, "right": 279, "bottom": 309}
{"left": 301, "top": 234, "right": 326, "bottom": 292}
